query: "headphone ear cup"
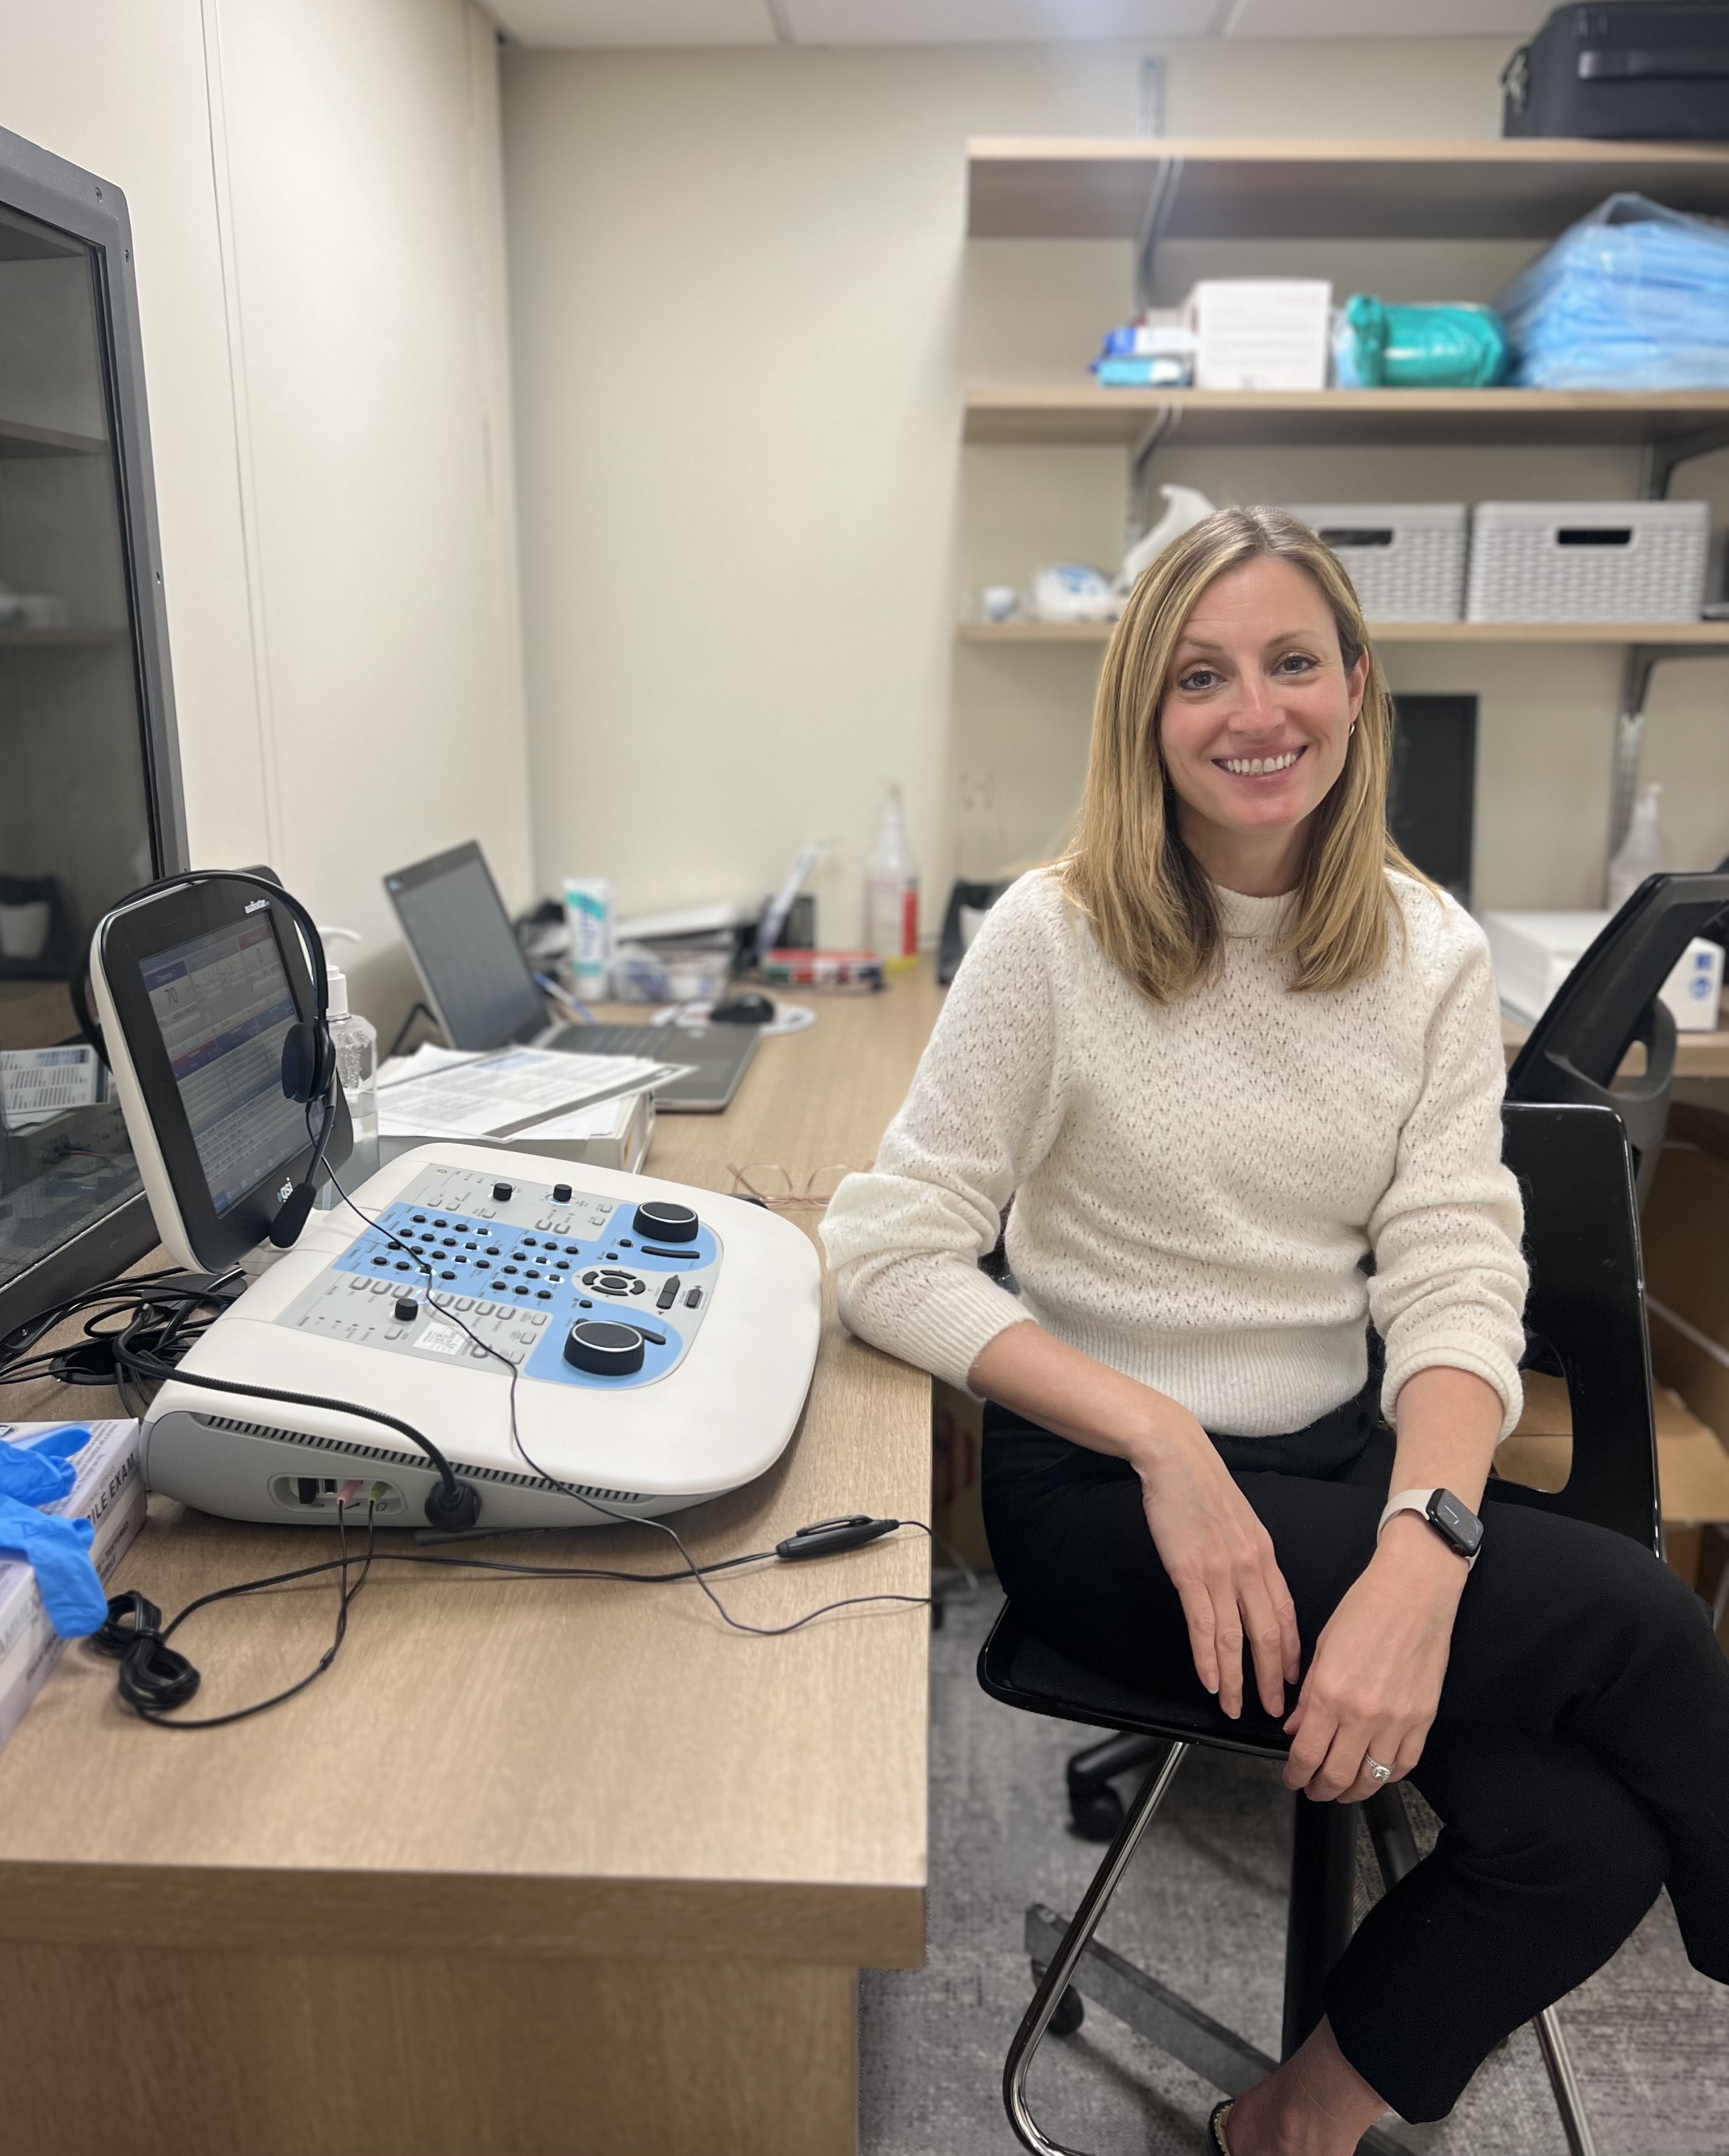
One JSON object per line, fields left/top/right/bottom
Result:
{"left": 280, "top": 1020, "right": 333, "bottom": 1104}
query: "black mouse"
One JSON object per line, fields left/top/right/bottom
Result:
{"left": 709, "top": 992, "right": 776, "bottom": 1025}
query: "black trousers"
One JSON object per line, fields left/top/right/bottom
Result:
{"left": 981, "top": 1392, "right": 1729, "bottom": 2123}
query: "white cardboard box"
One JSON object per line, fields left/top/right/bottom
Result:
{"left": 378, "top": 1083, "right": 655, "bottom": 1175}
{"left": 0, "top": 1419, "right": 144, "bottom": 1752}
{"left": 1186, "top": 279, "right": 1331, "bottom": 392}
{"left": 1484, "top": 910, "right": 1725, "bottom": 1033}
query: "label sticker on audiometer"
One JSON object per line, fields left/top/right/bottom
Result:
{"left": 414, "top": 1323, "right": 467, "bottom": 1357}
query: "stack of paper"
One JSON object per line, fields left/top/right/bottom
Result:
{"left": 376, "top": 1044, "right": 682, "bottom": 1143}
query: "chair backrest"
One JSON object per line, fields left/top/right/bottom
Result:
{"left": 1507, "top": 871, "right": 1729, "bottom": 1197}
{"left": 1502, "top": 1101, "right": 1660, "bottom": 1556}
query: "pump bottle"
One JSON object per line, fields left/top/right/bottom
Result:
{"left": 864, "top": 784, "right": 919, "bottom": 967}
{"left": 313, "top": 927, "right": 379, "bottom": 1207}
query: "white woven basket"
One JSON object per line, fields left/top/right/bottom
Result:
{"left": 1466, "top": 501, "right": 1708, "bottom": 623}
{"left": 1288, "top": 504, "right": 1467, "bottom": 621}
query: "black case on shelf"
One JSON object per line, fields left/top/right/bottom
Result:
{"left": 1503, "top": 3, "right": 1729, "bottom": 139}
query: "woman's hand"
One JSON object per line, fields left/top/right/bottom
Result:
{"left": 1132, "top": 1403, "right": 1301, "bottom": 1721}
{"left": 1283, "top": 1514, "right": 1467, "bottom": 1801}
{"left": 967, "top": 1322, "right": 1299, "bottom": 1719}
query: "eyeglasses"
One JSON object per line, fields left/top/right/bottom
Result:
{"left": 727, "top": 1164, "right": 860, "bottom": 1211}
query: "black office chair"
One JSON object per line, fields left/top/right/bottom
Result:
{"left": 1507, "top": 870, "right": 1729, "bottom": 1201}
{"left": 978, "top": 1102, "right": 1659, "bottom": 2156}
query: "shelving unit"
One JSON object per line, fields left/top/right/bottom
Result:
{"left": 967, "top": 137, "right": 1729, "bottom": 243}
{"left": 964, "top": 386, "right": 1729, "bottom": 455}
{"left": 960, "top": 136, "right": 1729, "bottom": 870}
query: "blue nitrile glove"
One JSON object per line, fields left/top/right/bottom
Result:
{"left": 0, "top": 1423, "right": 89, "bottom": 1507}
{"left": 0, "top": 1427, "right": 109, "bottom": 1639}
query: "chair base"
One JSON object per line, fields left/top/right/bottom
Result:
{"left": 1007, "top": 1740, "right": 1597, "bottom": 2156}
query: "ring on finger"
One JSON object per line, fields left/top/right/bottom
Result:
{"left": 1364, "top": 1754, "right": 1393, "bottom": 1784}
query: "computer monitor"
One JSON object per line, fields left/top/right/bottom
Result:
{"left": 382, "top": 842, "right": 546, "bottom": 1052}
{"left": 0, "top": 124, "right": 188, "bottom": 1338}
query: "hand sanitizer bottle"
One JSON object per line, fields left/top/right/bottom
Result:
{"left": 864, "top": 783, "right": 920, "bottom": 967}
{"left": 314, "top": 928, "right": 379, "bottom": 1207}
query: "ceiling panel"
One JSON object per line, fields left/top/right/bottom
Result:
{"left": 489, "top": 0, "right": 776, "bottom": 46}
{"left": 777, "top": 0, "right": 1221, "bottom": 42}
{"left": 1221, "top": 0, "right": 1544, "bottom": 34}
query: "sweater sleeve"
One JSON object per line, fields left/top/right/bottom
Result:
{"left": 1367, "top": 909, "right": 1529, "bottom": 1440}
{"left": 819, "top": 878, "right": 1066, "bottom": 1391}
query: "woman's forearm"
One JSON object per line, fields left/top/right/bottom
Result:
{"left": 1373, "top": 1364, "right": 1502, "bottom": 1585}
{"left": 968, "top": 1319, "right": 1198, "bottom": 1471}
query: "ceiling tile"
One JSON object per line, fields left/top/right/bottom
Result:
{"left": 1221, "top": 0, "right": 1544, "bottom": 35}
{"left": 779, "top": 0, "right": 1221, "bottom": 43}
{"left": 490, "top": 0, "right": 777, "bottom": 46}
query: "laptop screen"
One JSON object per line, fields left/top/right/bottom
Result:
{"left": 383, "top": 843, "right": 545, "bottom": 1051}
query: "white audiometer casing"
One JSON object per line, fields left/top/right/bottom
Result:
{"left": 142, "top": 1143, "right": 823, "bottom": 1529}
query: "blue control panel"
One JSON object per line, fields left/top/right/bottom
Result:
{"left": 274, "top": 1162, "right": 721, "bottom": 1390}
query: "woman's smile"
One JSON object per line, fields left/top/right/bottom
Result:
{"left": 1215, "top": 746, "right": 1306, "bottom": 779}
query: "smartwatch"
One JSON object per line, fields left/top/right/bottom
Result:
{"left": 1377, "top": 1487, "right": 1484, "bottom": 1571}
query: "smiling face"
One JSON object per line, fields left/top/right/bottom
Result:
{"left": 1158, "top": 554, "right": 1370, "bottom": 896}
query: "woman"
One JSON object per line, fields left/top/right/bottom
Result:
{"left": 821, "top": 510, "right": 1729, "bottom": 2153}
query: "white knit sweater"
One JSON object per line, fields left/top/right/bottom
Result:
{"left": 822, "top": 869, "right": 1528, "bottom": 1441}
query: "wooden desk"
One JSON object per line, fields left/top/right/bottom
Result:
{"left": 0, "top": 968, "right": 945, "bottom": 2156}
{"left": 1501, "top": 996, "right": 1729, "bottom": 1079}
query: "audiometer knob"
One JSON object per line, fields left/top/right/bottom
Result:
{"left": 632, "top": 1201, "right": 698, "bottom": 1244}
{"left": 492, "top": 1180, "right": 514, "bottom": 1202}
{"left": 551, "top": 1183, "right": 572, "bottom": 1204}
{"left": 563, "top": 1320, "right": 646, "bottom": 1377}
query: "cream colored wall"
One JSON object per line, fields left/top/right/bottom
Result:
{"left": 0, "top": 0, "right": 532, "bottom": 1027}
{"left": 504, "top": 35, "right": 1729, "bottom": 935}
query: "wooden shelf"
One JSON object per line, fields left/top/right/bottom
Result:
{"left": 959, "top": 620, "right": 1729, "bottom": 647}
{"left": 0, "top": 416, "right": 105, "bottom": 460}
{"left": 964, "top": 386, "right": 1729, "bottom": 449}
{"left": 967, "top": 136, "right": 1729, "bottom": 242}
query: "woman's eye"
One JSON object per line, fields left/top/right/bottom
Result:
{"left": 1275, "top": 651, "right": 1320, "bottom": 676}
{"left": 1176, "top": 668, "right": 1219, "bottom": 692}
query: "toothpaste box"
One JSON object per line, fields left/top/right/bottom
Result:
{"left": 0, "top": 1420, "right": 144, "bottom": 1752}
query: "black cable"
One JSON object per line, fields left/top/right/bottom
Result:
{"left": 96, "top": 1503, "right": 379, "bottom": 1728}
{"left": 319, "top": 1164, "right": 935, "bottom": 1638}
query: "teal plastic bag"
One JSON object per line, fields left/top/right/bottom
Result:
{"left": 1337, "top": 295, "right": 1508, "bottom": 390}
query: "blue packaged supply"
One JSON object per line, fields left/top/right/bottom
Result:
{"left": 1495, "top": 193, "right": 1729, "bottom": 389}
{"left": 1092, "top": 355, "right": 1191, "bottom": 388}
{"left": 1334, "top": 295, "right": 1508, "bottom": 389}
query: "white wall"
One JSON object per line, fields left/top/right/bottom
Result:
{"left": 504, "top": 36, "right": 1729, "bottom": 934}
{"left": 0, "top": 0, "right": 533, "bottom": 1026}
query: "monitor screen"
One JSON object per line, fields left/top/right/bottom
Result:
{"left": 384, "top": 845, "right": 544, "bottom": 1051}
{"left": 142, "top": 917, "right": 306, "bottom": 1215}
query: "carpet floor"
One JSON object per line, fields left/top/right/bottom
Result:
{"left": 860, "top": 1584, "right": 1729, "bottom": 2156}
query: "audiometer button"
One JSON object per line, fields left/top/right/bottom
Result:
{"left": 528, "top": 1309, "right": 548, "bottom": 1326}
{"left": 563, "top": 1320, "right": 646, "bottom": 1377}
{"left": 387, "top": 1326, "right": 405, "bottom": 1341}
{"left": 684, "top": 1286, "right": 702, "bottom": 1309}
{"left": 492, "top": 1181, "right": 513, "bottom": 1201}
{"left": 656, "top": 1275, "right": 681, "bottom": 1310}
{"left": 454, "top": 1296, "right": 475, "bottom": 1311}
{"left": 469, "top": 1345, "right": 488, "bottom": 1360}
{"left": 632, "top": 1201, "right": 698, "bottom": 1244}
{"left": 394, "top": 1297, "right": 419, "bottom": 1322}
{"left": 477, "top": 1302, "right": 496, "bottom": 1315}
{"left": 552, "top": 1183, "right": 572, "bottom": 1203}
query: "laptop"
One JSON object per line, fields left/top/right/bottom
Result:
{"left": 382, "top": 842, "right": 759, "bottom": 1113}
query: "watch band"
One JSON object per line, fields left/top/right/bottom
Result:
{"left": 1377, "top": 1486, "right": 1482, "bottom": 1570}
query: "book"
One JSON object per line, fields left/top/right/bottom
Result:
{"left": 0, "top": 1419, "right": 145, "bottom": 1752}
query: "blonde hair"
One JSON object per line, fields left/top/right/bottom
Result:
{"left": 1060, "top": 506, "right": 1428, "bottom": 1003}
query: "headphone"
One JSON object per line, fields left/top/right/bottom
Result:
{"left": 75, "top": 868, "right": 338, "bottom": 1249}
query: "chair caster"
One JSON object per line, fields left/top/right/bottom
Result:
{"left": 1068, "top": 1786, "right": 1125, "bottom": 1842}
{"left": 1031, "top": 1963, "right": 1086, "bottom": 2036}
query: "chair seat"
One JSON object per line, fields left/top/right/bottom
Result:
{"left": 978, "top": 1603, "right": 1292, "bottom": 1761}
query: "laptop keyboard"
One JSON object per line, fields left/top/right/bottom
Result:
{"left": 549, "top": 1022, "right": 720, "bottom": 1060}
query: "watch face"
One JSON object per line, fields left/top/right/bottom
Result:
{"left": 1430, "top": 1489, "right": 1484, "bottom": 1557}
